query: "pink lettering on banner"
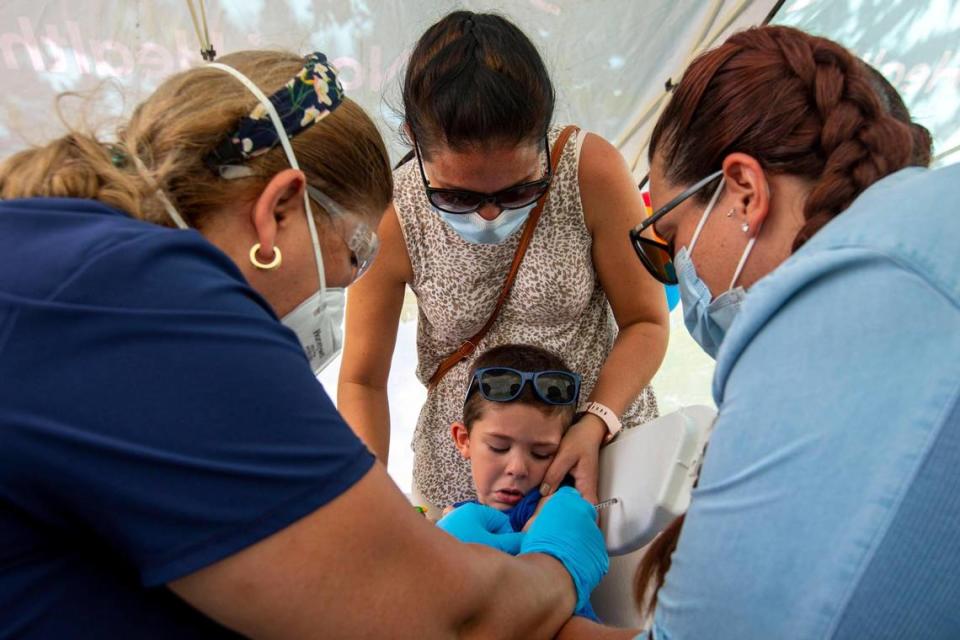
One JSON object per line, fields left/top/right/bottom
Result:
{"left": 0, "top": 16, "right": 45, "bottom": 71}
{"left": 333, "top": 56, "right": 363, "bottom": 91}
{"left": 334, "top": 46, "right": 407, "bottom": 92}
{"left": 863, "top": 48, "right": 885, "bottom": 67}
{"left": 65, "top": 20, "right": 91, "bottom": 74}
{"left": 881, "top": 61, "right": 907, "bottom": 87}
{"left": 902, "top": 63, "right": 932, "bottom": 97}
{"left": 863, "top": 47, "right": 959, "bottom": 97}
{"left": 925, "top": 51, "right": 959, "bottom": 94}
{"left": 41, "top": 24, "right": 72, "bottom": 73}
{"left": 90, "top": 39, "right": 134, "bottom": 77}
{"left": 137, "top": 42, "right": 173, "bottom": 79}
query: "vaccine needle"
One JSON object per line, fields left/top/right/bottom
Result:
{"left": 595, "top": 497, "right": 619, "bottom": 510}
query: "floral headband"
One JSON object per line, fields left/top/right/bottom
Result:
{"left": 205, "top": 51, "right": 344, "bottom": 172}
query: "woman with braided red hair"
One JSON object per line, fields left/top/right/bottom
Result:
{"left": 561, "top": 24, "right": 958, "bottom": 640}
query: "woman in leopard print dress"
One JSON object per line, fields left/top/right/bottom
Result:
{"left": 339, "top": 11, "right": 668, "bottom": 515}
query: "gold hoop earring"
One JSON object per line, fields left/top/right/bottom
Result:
{"left": 249, "top": 243, "right": 282, "bottom": 270}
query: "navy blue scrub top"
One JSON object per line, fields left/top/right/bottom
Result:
{"left": 0, "top": 198, "right": 374, "bottom": 638}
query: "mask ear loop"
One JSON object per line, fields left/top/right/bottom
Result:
{"left": 205, "top": 62, "right": 328, "bottom": 305}
{"left": 131, "top": 155, "right": 190, "bottom": 230}
{"left": 728, "top": 220, "right": 762, "bottom": 289}
{"left": 687, "top": 177, "right": 725, "bottom": 256}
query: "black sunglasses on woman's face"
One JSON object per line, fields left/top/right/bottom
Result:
{"left": 414, "top": 135, "right": 552, "bottom": 214}
{"left": 629, "top": 170, "right": 723, "bottom": 285}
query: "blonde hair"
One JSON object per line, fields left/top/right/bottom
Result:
{"left": 0, "top": 50, "right": 392, "bottom": 229}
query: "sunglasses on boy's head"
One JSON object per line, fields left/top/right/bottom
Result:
{"left": 414, "top": 135, "right": 553, "bottom": 214}
{"left": 465, "top": 367, "right": 581, "bottom": 407}
{"left": 629, "top": 170, "right": 723, "bottom": 285}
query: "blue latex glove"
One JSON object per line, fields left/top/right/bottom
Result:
{"left": 436, "top": 502, "right": 525, "bottom": 554}
{"left": 519, "top": 486, "right": 609, "bottom": 613}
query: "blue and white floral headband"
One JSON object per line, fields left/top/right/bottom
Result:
{"left": 205, "top": 51, "right": 344, "bottom": 174}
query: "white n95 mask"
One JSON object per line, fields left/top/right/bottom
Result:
{"left": 281, "top": 287, "right": 345, "bottom": 375}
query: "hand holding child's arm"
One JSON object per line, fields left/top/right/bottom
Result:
{"left": 540, "top": 414, "right": 607, "bottom": 504}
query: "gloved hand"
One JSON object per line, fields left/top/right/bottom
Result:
{"left": 520, "top": 487, "right": 608, "bottom": 613}
{"left": 436, "top": 502, "right": 524, "bottom": 554}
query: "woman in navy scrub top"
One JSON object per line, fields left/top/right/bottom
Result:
{"left": 0, "top": 49, "right": 607, "bottom": 639}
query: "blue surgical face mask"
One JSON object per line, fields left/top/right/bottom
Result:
{"left": 676, "top": 178, "right": 759, "bottom": 359}
{"left": 436, "top": 203, "right": 535, "bottom": 245}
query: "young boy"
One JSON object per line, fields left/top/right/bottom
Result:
{"left": 449, "top": 343, "right": 580, "bottom": 532}
{"left": 448, "top": 343, "right": 602, "bottom": 621}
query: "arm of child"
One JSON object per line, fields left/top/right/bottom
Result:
{"left": 522, "top": 494, "right": 550, "bottom": 533}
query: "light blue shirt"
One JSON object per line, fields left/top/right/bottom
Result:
{"left": 649, "top": 165, "right": 960, "bottom": 639}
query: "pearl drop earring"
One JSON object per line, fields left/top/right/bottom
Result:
{"left": 741, "top": 222, "right": 750, "bottom": 233}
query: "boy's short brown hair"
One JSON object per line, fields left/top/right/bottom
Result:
{"left": 462, "top": 344, "right": 577, "bottom": 431}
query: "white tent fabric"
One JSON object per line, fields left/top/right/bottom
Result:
{"left": 776, "top": 0, "right": 960, "bottom": 166}
{"left": 4, "top": 2, "right": 956, "bottom": 168}
{"left": 0, "top": 0, "right": 781, "bottom": 171}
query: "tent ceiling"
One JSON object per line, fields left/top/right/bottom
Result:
{"left": 0, "top": 1, "right": 955, "bottom": 170}
{"left": 0, "top": 0, "right": 779, "bottom": 172}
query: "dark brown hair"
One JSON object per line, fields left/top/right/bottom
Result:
{"left": 462, "top": 344, "right": 576, "bottom": 431}
{"left": 402, "top": 11, "right": 555, "bottom": 158}
{"left": 861, "top": 62, "right": 933, "bottom": 167}
{"left": 649, "top": 25, "right": 915, "bottom": 252}
{"left": 634, "top": 515, "right": 685, "bottom": 620}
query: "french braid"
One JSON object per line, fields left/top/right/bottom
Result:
{"left": 650, "top": 25, "right": 915, "bottom": 252}
{"left": 773, "top": 33, "right": 913, "bottom": 249}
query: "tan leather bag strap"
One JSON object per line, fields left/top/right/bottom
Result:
{"left": 428, "top": 125, "right": 580, "bottom": 390}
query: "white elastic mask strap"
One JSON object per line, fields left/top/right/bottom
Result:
{"left": 206, "top": 62, "right": 328, "bottom": 299}
{"left": 728, "top": 220, "right": 762, "bottom": 289}
{"left": 131, "top": 155, "right": 189, "bottom": 229}
{"left": 687, "top": 177, "right": 725, "bottom": 255}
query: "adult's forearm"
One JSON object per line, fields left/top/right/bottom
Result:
{"left": 589, "top": 321, "right": 668, "bottom": 415}
{"left": 337, "top": 381, "right": 391, "bottom": 461}
{"left": 458, "top": 548, "right": 576, "bottom": 640}
{"left": 555, "top": 616, "right": 643, "bottom": 640}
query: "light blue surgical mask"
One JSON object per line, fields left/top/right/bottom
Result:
{"left": 676, "top": 178, "right": 759, "bottom": 359}
{"left": 436, "top": 203, "right": 535, "bottom": 245}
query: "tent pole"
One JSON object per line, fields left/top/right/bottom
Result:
{"left": 762, "top": 0, "right": 790, "bottom": 25}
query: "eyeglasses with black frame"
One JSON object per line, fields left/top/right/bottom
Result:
{"left": 414, "top": 134, "right": 553, "bottom": 214}
{"left": 464, "top": 367, "right": 581, "bottom": 407}
{"left": 629, "top": 169, "right": 723, "bottom": 285}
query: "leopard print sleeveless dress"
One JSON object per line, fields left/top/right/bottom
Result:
{"left": 394, "top": 125, "right": 659, "bottom": 508}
